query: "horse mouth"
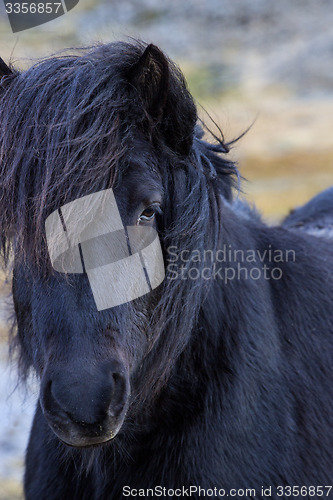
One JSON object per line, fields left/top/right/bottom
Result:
{"left": 41, "top": 393, "right": 127, "bottom": 447}
{"left": 47, "top": 417, "right": 123, "bottom": 447}
{"left": 39, "top": 360, "right": 131, "bottom": 448}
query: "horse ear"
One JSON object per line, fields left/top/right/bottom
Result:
{"left": 128, "top": 44, "right": 197, "bottom": 156}
{"left": 127, "top": 44, "right": 169, "bottom": 123}
{"left": 0, "top": 58, "right": 13, "bottom": 78}
{"left": 0, "top": 57, "right": 15, "bottom": 90}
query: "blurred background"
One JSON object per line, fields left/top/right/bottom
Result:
{"left": 0, "top": 0, "right": 332, "bottom": 497}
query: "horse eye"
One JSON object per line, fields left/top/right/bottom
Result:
{"left": 138, "top": 206, "right": 156, "bottom": 222}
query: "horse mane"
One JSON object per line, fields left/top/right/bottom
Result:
{"left": 0, "top": 41, "right": 239, "bottom": 401}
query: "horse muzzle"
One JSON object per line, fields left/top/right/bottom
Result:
{"left": 39, "top": 359, "right": 130, "bottom": 447}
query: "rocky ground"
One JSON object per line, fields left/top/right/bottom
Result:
{"left": 0, "top": 286, "right": 35, "bottom": 499}
{"left": 0, "top": 346, "right": 36, "bottom": 500}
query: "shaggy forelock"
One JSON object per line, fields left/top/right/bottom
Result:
{"left": 0, "top": 42, "right": 157, "bottom": 266}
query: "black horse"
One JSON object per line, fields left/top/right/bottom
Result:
{"left": 0, "top": 42, "right": 332, "bottom": 500}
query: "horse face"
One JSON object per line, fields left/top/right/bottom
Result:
{"left": 13, "top": 163, "right": 164, "bottom": 447}
{"left": 1, "top": 41, "right": 198, "bottom": 447}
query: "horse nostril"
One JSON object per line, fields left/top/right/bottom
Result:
{"left": 40, "top": 380, "right": 70, "bottom": 424}
{"left": 40, "top": 364, "right": 130, "bottom": 430}
{"left": 108, "top": 371, "right": 129, "bottom": 418}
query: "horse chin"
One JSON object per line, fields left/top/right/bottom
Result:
{"left": 47, "top": 418, "right": 123, "bottom": 448}
{"left": 60, "top": 433, "right": 118, "bottom": 448}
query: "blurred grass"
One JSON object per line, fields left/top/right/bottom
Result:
{"left": 242, "top": 150, "right": 333, "bottom": 220}
{"left": 0, "top": 480, "right": 23, "bottom": 500}
{"left": 192, "top": 84, "right": 333, "bottom": 221}
{"left": 181, "top": 61, "right": 237, "bottom": 99}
